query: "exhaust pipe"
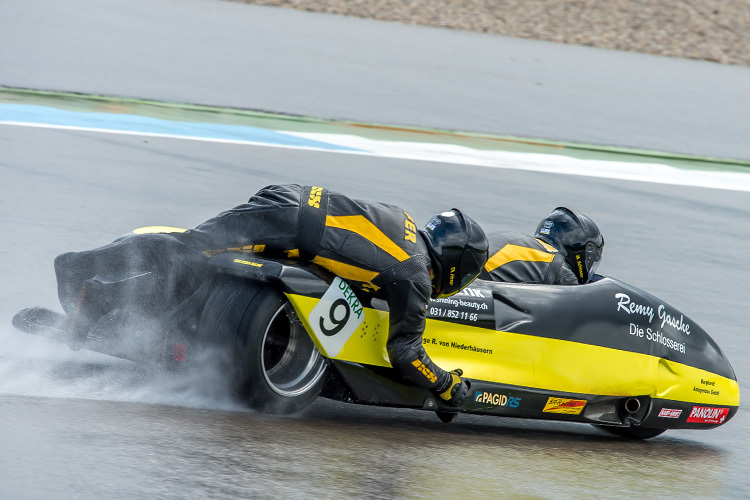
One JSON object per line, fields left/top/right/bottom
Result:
{"left": 624, "top": 398, "right": 641, "bottom": 414}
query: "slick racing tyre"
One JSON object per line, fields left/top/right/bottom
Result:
{"left": 593, "top": 424, "right": 666, "bottom": 440}
{"left": 199, "top": 279, "right": 328, "bottom": 414}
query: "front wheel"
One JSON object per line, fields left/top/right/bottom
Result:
{"left": 593, "top": 424, "right": 666, "bottom": 440}
{"left": 200, "top": 280, "right": 328, "bottom": 413}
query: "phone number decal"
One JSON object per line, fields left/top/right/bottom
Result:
{"left": 427, "top": 286, "right": 494, "bottom": 326}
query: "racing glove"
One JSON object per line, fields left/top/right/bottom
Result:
{"left": 437, "top": 369, "right": 469, "bottom": 406}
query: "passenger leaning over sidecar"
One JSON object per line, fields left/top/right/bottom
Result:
{"left": 480, "top": 207, "right": 604, "bottom": 285}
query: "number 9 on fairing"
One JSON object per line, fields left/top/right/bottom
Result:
{"left": 319, "top": 298, "right": 351, "bottom": 336}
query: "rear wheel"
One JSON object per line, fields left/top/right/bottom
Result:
{"left": 594, "top": 425, "right": 666, "bottom": 440}
{"left": 200, "top": 279, "right": 327, "bottom": 413}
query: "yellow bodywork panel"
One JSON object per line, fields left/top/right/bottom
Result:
{"left": 656, "top": 357, "right": 739, "bottom": 406}
{"left": 286, "top": 293, "right": 739, "bottom": 407}
{"left": 289, "top": 294, "right": 392, "bottom": 366}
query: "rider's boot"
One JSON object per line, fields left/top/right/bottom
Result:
{"left": 12, "top": 307, "right": 69, "bottom": 334}
{"left": 12, "top": 306, "right": 91, "bottom": 350}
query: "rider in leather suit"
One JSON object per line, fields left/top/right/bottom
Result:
{"left": 480, "top": 207, "right": 604, "bottom": 285}
{"left": 33, "top": 184, "right": 489, "bottom": 405}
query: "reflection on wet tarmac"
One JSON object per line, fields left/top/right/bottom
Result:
{"left": 0, "top": 391, "right": 727, "bottom": 500}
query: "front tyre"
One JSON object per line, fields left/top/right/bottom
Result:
{"left": 594, "top": 424, "right": 666, "bottom": 440}
{"left": 436, "top": 411, "right": 458, "bottom": 423}
{"left": 200, "top": 280, "right": 327, "bottom": 414}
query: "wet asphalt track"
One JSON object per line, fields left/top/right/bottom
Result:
{"left": 2, "top": 1, "right": 750, "bottom": 499}
{"left": 2, "top": 126, "right": 750, "bottom": 500}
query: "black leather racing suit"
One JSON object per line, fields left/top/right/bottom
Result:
{"left": 190, "top": 184, "right": 451, "bottom": 391}
{"left": 56, "top": 184, "right": 451, "bottom": 392}
{"left": 478, "top": 231, "right": 578, "bottom": 285}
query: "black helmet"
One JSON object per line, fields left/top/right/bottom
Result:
{"left": 534, "top": 207, "right": 604, "bottom": 284}
{"left": 419, "top": 209, "right": 489, "bottom": 299}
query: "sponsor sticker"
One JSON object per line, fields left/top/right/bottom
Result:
{"left": 474, "top": 391, "right": 521, "bottom": 408}
{"left": 427, "top": 285, "right": 494, "bottom": 326}
{"left": 308, "top": 277, "right": 365, "bottom": 357}
{"left": 233, "top": 258, "right": 262, "bottom": 267}
{"left": 543, "top": 397, "right": 587, "bottom": 415}
{"left": 686, "top": 406, "right": 730, "bottom": 425}
{"left": 658, "top": 408, "right": 682, "bottom": 419}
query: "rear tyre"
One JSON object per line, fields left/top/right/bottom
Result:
{"left": 594, "top": 425, "right": 666, "bottom": 440}
{"left": 199, "top": 279, "right": 327, "bottom": 414}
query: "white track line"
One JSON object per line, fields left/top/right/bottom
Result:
{"left": 4, "top": 120, "right": 750, "bottom": 193}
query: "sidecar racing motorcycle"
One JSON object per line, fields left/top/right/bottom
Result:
{"left": 13, "top": 227, "right": 740, "bottom": 439}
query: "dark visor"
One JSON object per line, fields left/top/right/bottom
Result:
{"left": 458, "top": 248, "right": 482, "bottom": 290}
{"left": 585, "top": 241, "right": 604, "bottom": 279}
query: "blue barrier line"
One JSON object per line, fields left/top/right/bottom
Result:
{"left": 0, "top": 104, "right": 364, "bottom": 152}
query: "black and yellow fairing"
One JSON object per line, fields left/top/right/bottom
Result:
{"left": 210, "top": 251, "right": 739, "bottom": 431}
